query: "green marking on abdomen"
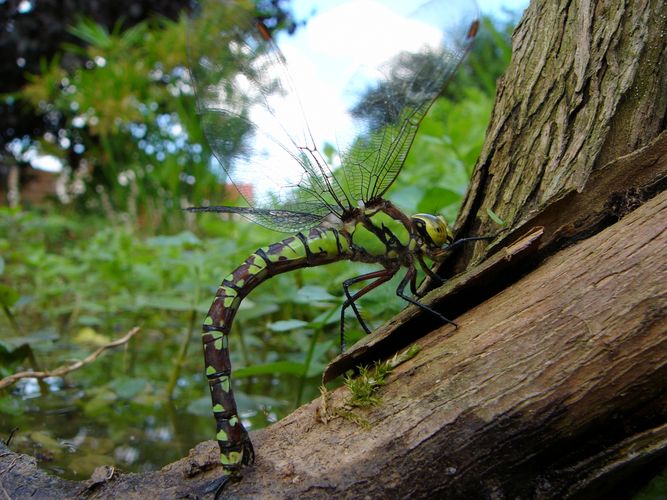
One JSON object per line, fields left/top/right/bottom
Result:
{"left": 261, "top": 239, "right": 307, "bottom": 263}
{"left": 247, "top": 253, "right": 268, "bottom": 274}
{"left": 306, "top": 228, "right": 349, "bottom": 256}
{"left": 221, "top": 451, "right": 243, "bottom": 465}
{"left": 219, "top": 376, "right": 230, "bottom": 392}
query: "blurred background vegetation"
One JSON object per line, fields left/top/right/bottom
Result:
{"left": 0, "top": 0, "right": 531, "bottom": 481}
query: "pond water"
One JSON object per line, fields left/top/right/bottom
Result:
{"left": 2, "top": 371, "right": 320, "bottom": 480}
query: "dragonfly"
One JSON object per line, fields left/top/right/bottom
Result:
{"left": 187, "top": 0, "right": 486, "bottom": 489}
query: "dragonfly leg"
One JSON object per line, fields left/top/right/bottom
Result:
{"left": 396, "top": 265, "right": 457, "bottom": 328}
{"left": 340, "top": 268, "right": 397, "bottom": 351}
{"left": 415, "top": 254, "right": 444, "bottom": 297}
{"left": 446, "top": 234, "right": 497, "bottom": 251}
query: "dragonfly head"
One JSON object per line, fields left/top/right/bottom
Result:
{"left": 411, "top": 213, "right": 454, "bottom": 249}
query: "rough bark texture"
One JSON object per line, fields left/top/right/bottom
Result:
{"left": 1, "top": 0, "right": 666, "bottom": 498}
{"left": 452, "top": 0, "right": 667, "bottom": 268}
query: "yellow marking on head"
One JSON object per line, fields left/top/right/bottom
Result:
{"left": 412, "top": 213, "right": 453, "bottom": 247}
{"left": 213, "top": 404, "right": 224, "bottom": 412}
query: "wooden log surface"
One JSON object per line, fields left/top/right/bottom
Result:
{"left": 216, "top": 188, "right": 666, "bottom": 499}
{"left": 2, "top": 170, "right": 664, "bottom": 500}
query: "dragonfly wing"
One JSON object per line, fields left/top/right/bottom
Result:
{"left": 338, "top": 1, "right": 479, "bottom": 203}
{"left": 189, "top": 0, "right": 478, "bottom": 228}
{"left": 189, "top": 1, "right": 350, "bottom": 232}
{"left": 185, "top": 205, "right": 326, "bottom": 233}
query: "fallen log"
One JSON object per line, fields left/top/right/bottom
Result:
{"left": 1, "top": 172, "right": 665, "bottom": 500}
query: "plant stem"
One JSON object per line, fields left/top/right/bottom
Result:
{"left": 165, "top": 309, "right": 197, "bottom": 400}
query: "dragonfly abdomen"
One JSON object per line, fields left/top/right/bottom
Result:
{"left": 202, "top": 225, "right": 351, "bottom": 472}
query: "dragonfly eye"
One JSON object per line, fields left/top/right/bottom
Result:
{"left": 412, "top": 214, "right": 452, "bottom": 248}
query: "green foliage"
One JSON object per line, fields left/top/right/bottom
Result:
{"left": 0, "top": 206, "right": 355, "bottom": 478}
{"left": 14, "top": 13, "right": 218, "bottom": 227}
{"left": 0, "top": 5, "right": 515, "bottom": 481}
{"left": 445, "top": 16, "right": 516, "bottom": 100}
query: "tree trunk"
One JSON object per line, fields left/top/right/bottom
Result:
{"left": 452, "top": 0, "right": 666, "bottom": 270}
{"left": 1, "top": 0, "right": 666, "bottom": 498}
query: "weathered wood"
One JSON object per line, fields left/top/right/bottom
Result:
{"left": 214, "top": 188, "right": 666, "bottom": 499}
{"left": 1, "top": 175, "right": 665, "bottom": 500}
{"left": 340, "top": 130, "right": 667, "bottom": 383}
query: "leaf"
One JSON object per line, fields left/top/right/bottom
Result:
{"left": 295, "top": 285, "right": 335, "bottom": 303}
{"left": 267, "top": 319, "right": 309, "bottom": 332}
{"left": 0, "top": 284, "right": 19, "bottom": 308}
{"left": 73, "top": 327, "right": 111, "bottom": 347}
{"left": 238, "top": 301, "right": 280, "bottom": 320}
{"left": 108, "top": 377, "right": 148, "bottom": 400}
{"left": 77, "top": 315, "right": 104, "bottom": 326}
{"left": 417, "top": 187, "right": 462, "bottom": 215}
{"left": 0, "top": 341, "right": 32, "bottom": 364}
{"left": 389, "top": 186, "right": 422, "bottom": 213}
{"left": 186, "top": 396, "right": 213, "bottom": 417}
{"left": 3, "top": 330, "right": 60, "bottom": 349}
{"left": 68, "top": 18, "right": 113, "bottom": 49}
{"left": 486, "top": 208, "right": 506, "bottom": 226}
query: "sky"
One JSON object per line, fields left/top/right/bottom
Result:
{"left": 228, "top": 0, "right": 530, "bottom": 200}
{"left": 292, "top": 0, "right": 529, "bottom": 24}
{"left": 278, "top": 0, "right": 530, "bottom": 147}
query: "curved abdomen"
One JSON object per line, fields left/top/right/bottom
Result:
{"left": 201, "top": 225, "right": 350, "bottom": 471}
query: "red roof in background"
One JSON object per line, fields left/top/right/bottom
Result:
{"left": 224, "top": 183, "right": 254, "bottom": 203}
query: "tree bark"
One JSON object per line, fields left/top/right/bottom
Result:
{"left": 1, "top": 0, "right": 666, "bottom": 498}
{"left": 452, "top": 0, "right": 667, "bottom": 269}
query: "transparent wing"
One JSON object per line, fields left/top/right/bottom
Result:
{"left": 185, "top": 205, "right": 324, "bottom": 233}
{"left": 188, "top": 0, "right": 478, "bottom": 231}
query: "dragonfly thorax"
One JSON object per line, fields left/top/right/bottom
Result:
{"left": 411, "top": 213, "right": 454, "bottom": 249}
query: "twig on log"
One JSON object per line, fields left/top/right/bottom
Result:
{"left": 0, "top": 327, "right": 141, "bottom": 390}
